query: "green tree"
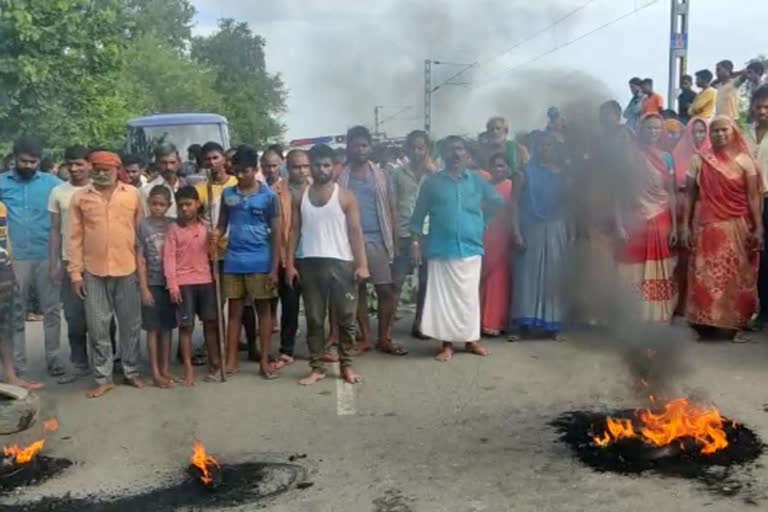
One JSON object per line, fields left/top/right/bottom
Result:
{"left": 0, "top": 0, "right": 131, "bottom": 148}
{"left": 192, "top": 19, "right": 286, "bottom": 143}
{"left": 124, "top": 0, "right": 196, "bottom": 53}
{"left": 120, "top": 35, "right": 225, "bottom": 115}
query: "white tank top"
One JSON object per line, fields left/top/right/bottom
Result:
{"left": 299, "top": 184, "right": 354, "bottom": 261}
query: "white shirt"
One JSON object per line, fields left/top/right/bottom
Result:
{"left": 746, "top": 123, "right": 768, "bottom": 194}
{"left": 140, "top": 175, "right": 185, "bottom": 218}
{"left": 47, "top": 181, "right": 89, "bottom": 261}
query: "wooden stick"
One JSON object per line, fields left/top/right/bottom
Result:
{"left": 206, "top": 169, "right": 227, "bottom": 383}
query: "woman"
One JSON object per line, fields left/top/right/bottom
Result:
{"left": 682, "top": 116, "right": 762, "bottom": 341}
{"left": 481, "top": 153, "right": 514, "bottom": 336}
{"left": 509, "top": 131, "right": 567, "bottom": 340}
{"left": 617, "top": 113, "right": 678, "bottom": 322}
{"left": 672, "top": 118, "right": 711, "bottom": 314}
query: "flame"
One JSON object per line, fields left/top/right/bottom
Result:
{"left": 593, "top": 398, "right": 729, "bottom": 455}
{"left": 1, "top": 418, "right": 59, "bottom": 465}
{"left": 190, "top": 442, "right": 220, "bottom": 486}
{"left": 3, "top": 440, "right": 46, "bottom": 465}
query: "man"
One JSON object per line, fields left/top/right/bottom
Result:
{"left": 0, "top": 136, "right": 64, "bottom": 378}
{"left": 336, "top": 126, "right": 401, "bottom": 355}
{"left": 140, "top": 144, "right": 186, "bottom": 218}
{"left": 483, "top": 116, "right": 528, "bottom": 174}
{"left": 390, "top": 130, "right": 436, "bottom": 340}
{"left": 68, "top": 151, "right": 145, "bottom": 398}
{"left": 624, "top": 77, "right": 646, "bottom": 129}
{"left": 714, "top": 60, "right": 740, "bottom": 120}
{"left": 262, "top": 148, "right": 306, "bottom": 368}
{"left": 746, "top": 86, "right": 768, "bottom": 327}
{"left": 48, "top": 145, "right": 92, "bottom": 380}
{"left": 677, "top": 75, "right": 696, "bottom": 124}
{"left": 410, "top": 136, "right": 503, "bottom": 362}
{"left": 641, "top": 78, "right": 664, "bottom": 115}
{"left": 180, "top": 144, "right": 201, "bottom": 178}
{"left": 738, "top": 61, "right": 766, "bottom": 122}
{"left": 285, "top": 143, "right": 368, "bottom": 385}
{"left": 689, "top": 69, "right": 717, "bottom": 121}
{"left": 123, "top": 154, "right": 148, "bottom": 188}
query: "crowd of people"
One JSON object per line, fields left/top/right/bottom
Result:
{"left": 0, "top": 59, "right": 767, "bottom": 398}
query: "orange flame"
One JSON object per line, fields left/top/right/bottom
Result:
{"left": 190, "top": 442, "right": 220, "bottom": 486}
{"left": 593, "top": 398, "right": 729, "bottom": 455}
{"left": 3, "top": 440, "right": 46, "bottom": 465}
{"left": 1, "top": 418, "right": 59, "bottom": 465}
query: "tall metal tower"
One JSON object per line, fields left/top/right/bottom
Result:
{"left": 668, "top": 0, "right": 690, "bottom": 110}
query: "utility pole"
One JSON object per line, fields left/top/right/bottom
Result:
{"left": 424, "top": 59, "right": 432, "bottom": 135}
{"left": 374, "top": 105, "right": 382, "bottom": 137}
{"left": 668, "top": 0, "right": 690, "bottom": 110}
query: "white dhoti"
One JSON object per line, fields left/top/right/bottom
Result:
{"left": 420, "top": 256, "right": 482, "bottom": 342}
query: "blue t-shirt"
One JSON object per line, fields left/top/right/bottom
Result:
{"left": 348, "top": 171, "right": 383, "bottom": 244}
{"left": 221, "top": 185, "right": 278, "bottom": 274}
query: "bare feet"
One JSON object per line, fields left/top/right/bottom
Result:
{"left": 435, "top": 343, "right": 454, "bottom": 362}
{"left": 465, "top": 342, "right": 490, "bottom": 356}
{"left": 298, "top": 371, "right": 326, "bottom": 386}
{"left": 340, "top": 366, "right": 362, "bottom": 384}
{"left": 272, "top": 354, "right": 295, "bottom": 370}
{"left": 8, "top": 378, "right": 45, "bottom": 390}
{"left": 162, "top": 373, "right": 182, "bottom": 384}
{"left": 124, "top": 377, "right": 147, "bottom": 389}
{"left": 152, "top": 375, "right": 172, "bottom": 389}
{"left": 182, "top": 370, "right": 196, "bottom": 387}
{"left": 350, "top": 342, "right": 373, "bottom": 356}
{"left": 259, "top": 362, "right": 278, "bottom": 380}
{"left": 225, "top": 365, "right": 240, "bottom": 375}
{"left": 204, "top": 372, "right": 222, "bottom": 383}
{"left": 86, "top": 383, "right": 114, "bottom": 398}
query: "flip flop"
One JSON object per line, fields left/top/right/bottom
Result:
{"left": 204, "top": 373, "right": 222, "bottom": 383}
{"left": 375, "top": 343, "right": 409, "bottom": 356}
{"left": 271, "top": 355, "right": 295, "bottom": 370}
{"left": 260, "top": 371, "right": 279, "bottom": 380}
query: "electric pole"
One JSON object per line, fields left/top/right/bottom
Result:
{"left": 374, "top": 105, "right": 382, "bottom": 137}
{"left": 424, "top": 59, "right": 432, "bottom": 135}
{"left": 668, "top": 0, "right": 690, "bottom": 110}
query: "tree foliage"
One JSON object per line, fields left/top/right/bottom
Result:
{"left": 192, "top": 19, "right": 286, "bottom": 144}
{"left": 0, "top": 0, "right": 286, "bottom": 152}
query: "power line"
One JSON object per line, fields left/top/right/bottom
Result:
{"left": 482, "top": 0, "right": 660, "bottom": 85}
{"left": 429, "top": 0, "right": 598, "bottom": 93}
{"left": 379, "top": 106, "right": 413, "bottom": 126}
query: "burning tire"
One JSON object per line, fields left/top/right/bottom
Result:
{"left": 0, "top": 384, "right": 40, "bottom": 435}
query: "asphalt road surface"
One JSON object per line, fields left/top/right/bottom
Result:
{"left": 2, "top": 315, "right": 768, "bottom": 512}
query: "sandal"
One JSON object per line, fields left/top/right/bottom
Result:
{"left": 272, "top": 354, "right": 295, "bottom": 370}
{"left": 259, "top": 370, "right": 279, "bottom": 380}
{"left": 375, "top": 342, "right": 409, "bottom": 356}
{"left": 204, "top": 373, "right": 223, "bottom": 383}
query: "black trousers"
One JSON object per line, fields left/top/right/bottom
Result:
{"left": 278, "top": 267, "right": 302, "bottom": 356}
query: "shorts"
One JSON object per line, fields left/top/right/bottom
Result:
{"left": 391, "top": 237, "right": 415, "bottom": 281}
{"left": 0, "top": 279, "right": 20, "bottom": 342}
{"left": 365, "top": 241, "right": 393, "bottom": 285}
{"left": 178, "top": 283, "right": 218, "bottom": 328}
{"left": 222, "top": 273, "right": 277, "bottom": 302}
{"left": 141, "top": 285, "right": 178, "bottom": 331}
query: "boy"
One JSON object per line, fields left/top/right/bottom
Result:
{"left": 137, "top": 186, "right": 177, "bottom": 388}
{"left": 164, "top": 186, "right": 220, "bottom": 386}
{"left": 214, "top": 146, "right": 281, "bottom": 379}
{"left": 123, "top": 154, "right": 148, "bottom": 189}
{"left": 0, "top": 200, "right": 43, "bottom": 390}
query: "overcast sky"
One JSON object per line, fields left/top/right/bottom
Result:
{"left": 191, "top": 0, "right": 767, "bottom": 141}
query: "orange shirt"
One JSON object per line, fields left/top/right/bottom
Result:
{"left": 270, "top": 178, "right": 294, "bottom": 267}
{"left": 643, "top": 93, "right": 664, "bottom": 115}
{"left": 67, "top": 183, "right": 142, "bottom": 281}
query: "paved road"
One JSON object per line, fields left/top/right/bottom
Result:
{"left": 3, "top": 316, "right": 768, "bottom": 511}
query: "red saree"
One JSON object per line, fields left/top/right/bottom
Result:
{"left": 686, "top": 151, "right": 759, "bottom": 329}
{"left": 481, "top": 179, "right": 513, "bottom": 331}
{"left": 617, "top": 115, "right": 678, "bottom": 322}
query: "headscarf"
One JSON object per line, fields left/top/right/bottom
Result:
{"left": 664, "top": 118, "right": 684, "bottom": 141}
{"left": 672, "top": 117, "right": 711, "bottom": 188}
{"left": 703, "top": 116, "right": 760, "bottom": 178}
{"left": 88, "top": 151, "right": 122, "bottom": 168}
{"left": 636, "top": 113, "right": 673, "bottom": 174}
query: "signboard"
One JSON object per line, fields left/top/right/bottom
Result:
{"left": 670, "top": 33, "right": 688, "bottom": 50}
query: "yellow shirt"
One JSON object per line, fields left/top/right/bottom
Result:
{"left": 715, "top": 80, "right": 740, "bottom": 120}
{"left": 195, "top": 175, "right": 238, "bottom": 256}
{"left": 688, "top": 88, "right": 716, "bottom": 120}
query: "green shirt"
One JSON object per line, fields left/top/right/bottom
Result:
{"left": 391, "top": 163, "right": 427, "bottom": 237}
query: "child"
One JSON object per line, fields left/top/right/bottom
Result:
{"left": 0, "top": 200, "right": 43, "bottom": 390}
{"left": 213, "top": 146, "right": 281, "bottom": 379}
{"left": 163, "top": 186, "right": 220, "bottom": 386}
{"left": 137, "top": 186, "right": 177, "bottom": 388}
